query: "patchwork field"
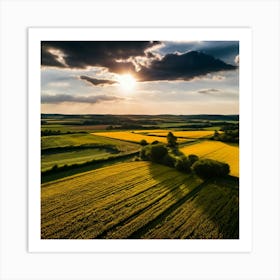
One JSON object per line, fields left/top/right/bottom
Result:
{"left": 41, "top": 161, "right": 239, "bottom": 239}
{"left": 91, "top": 131, "right": 206, "bottom": 144}
{"left": 41, "top": 133, "right": 140, "bottom": 172}
{"left": 41, "top": 133, "right": 139, "bottom": 152}
{"left": 41, "top": 148, "right": 119, "bottom": 171}
{"left": 135, "top": 130, "right": 213, "bottom": 139}
{"left": 181, "top": 141, "right": 239, "bottom": 177}
{"left": 91, "top": 131, "right": 174, "bottom": 144}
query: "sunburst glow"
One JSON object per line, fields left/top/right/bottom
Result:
{"left": 118, "top": 74, "right": 136, "bottom": 91}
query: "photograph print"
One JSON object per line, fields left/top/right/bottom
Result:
{"left": 41, "top": 40, "right": 239, "bottom": 239}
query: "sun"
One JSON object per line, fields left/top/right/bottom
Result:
{"left": 118, "top": 74, "right": 136, "bottom": 91}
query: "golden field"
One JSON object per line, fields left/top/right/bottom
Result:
{"left": 91, "top": 130, "right": 212, "bottom": 144}
{"left": 92, "top": 131, "right": 184, "bottom": 144}
{"left": 41, "top": 161, "right": 239, "bottom": 239}
{"left": 181, "top": 141, "right": 239, "bottom": 177}
{"left": 136, "top": 130, "right": 213, "bottom": 138}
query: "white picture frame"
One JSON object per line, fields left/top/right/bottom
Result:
{"left": 1, "top": 0, "right": 280, "bottom": 279}
{"left": 29, "top": 26, "right": 251, "bottom": 253}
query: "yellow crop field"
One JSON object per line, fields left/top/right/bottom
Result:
{"left": 148, "top": 130, "right": 213, "bottom": 138}
{"left": 92, "top": 131, "right": 198, "bottom": 144}
{"left": 181, "top": 141, "right": 239, "bottom": 177}
{"left": 41, "top": 161, "right": 239, "bottom": 239}
{"left": 92, "top": 131, "right": 169, "bottom": 144}
{"left": 134, "top": 130, "right": 213, "bottom": 138}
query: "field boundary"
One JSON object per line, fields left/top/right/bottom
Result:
{"left": 41, "top": 151, "right": 139, "bottom": 183}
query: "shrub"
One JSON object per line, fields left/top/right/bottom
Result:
{"left": 175, "top": 156, "right": 192, "bottom": 173}
{"left": 150, "top": 143, "right": 168, "bottom": 162}
{"left": 162, "top": 153, "right": 176, "bottom": 167}
{"left": 151, "top": 140, "right": 159, "bottom": 145}
{"left": 140, "top": 145, "right": 151, "bottom": 160}
{"left": 192, "top": 159, "right": 230, "bottom": 179}
{"left": 140, "top": 139, "right": 148, "bottom": 146}
{"left": 188, "top": 154, "right": 199, "bottom": 165}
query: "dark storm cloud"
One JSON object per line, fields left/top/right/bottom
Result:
{"left": 137, "top": 51, "right": 237, "bottom": 82}
{"left": 41, "top": 41, "right": 161, "bottom": 71}
{"left": 80, "top": 75, "right": 117, "bottom": 86}
{"left": 41, "top": 45, "right": 65, "bottom": 67}
{"left": 41, "top": 94, "right": 123, "bottom": 104}
{"left": 41, "top": 41, "right": 237, "bottom": 82}
{"left": 159, "top": 41, "right": 239, "bottom": 64}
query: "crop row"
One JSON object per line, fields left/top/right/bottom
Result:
{"left": 41, "top": 161, "right": 238, "bottom": 239}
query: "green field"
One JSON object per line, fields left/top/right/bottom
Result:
{"left": 41, "top": 133, "right": 140, "bottom": 172}
{"left": 41, "top": 161, "right": 239, "bottom": 239}
{"left": 41, "top": 148, "right": 120, "bottom": 171}
{"left": 42, "top": 133, "right": 139, "bottom": 152}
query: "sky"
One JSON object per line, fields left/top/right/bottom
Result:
{"left": 41, "top": 41, "right": 239, "bottom": 115}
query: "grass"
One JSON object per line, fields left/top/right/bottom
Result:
{"left": 41, "top": 133, "right": 140, "bottom": 174}
{"left": 41, "top": 153, "right": 137, "bottom": 183}
{"left": 42, "top": 133, "right": 139, "bottom": 153}
{"left": 41, "top": 161, "right": 239, "bottom": 239}
{"left": 181, "top": 141, "right": 239, "bottom": 177}
{"left": 41, "top": 148, "right": 119, "bottom": 171}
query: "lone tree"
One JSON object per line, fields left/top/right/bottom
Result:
{"left": 167, "top": 132, "right": 178, "bottom": 148}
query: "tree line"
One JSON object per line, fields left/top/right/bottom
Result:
{"left": 138, "top": 132, "right": 230, "bottom": 180}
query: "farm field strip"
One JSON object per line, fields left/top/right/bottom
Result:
{"left": 41, "top": 148, "right": 117, "bottom": 171}
{"left": 143, "top": 130, "right": 213, "bottom": 138}
{"left": 91, "top": 131, "right": 188, "bottom": 144}
{"left": 103, "top": 178, "right": 203, "bottom": 239}
{"left": 41, "top": 133, "right": 140, "bottom": 172}
{"left": 181, "top": 141, "right": 239, "bottom": 177}
{"left": 42, "top": 163, "right": 203, "bottom": 238}
{"left": 42, "top": 163, "right": 168, "bottom": 220}
{"left": 41, "top": 161, "right": 238, "bottom": 239}
{"left": 142, "top": 180, "right": 239, "bottom": 239}
{"left": 42, "top": 133, "right": 139, "bottom": 152}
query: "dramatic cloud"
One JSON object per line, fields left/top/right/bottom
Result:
{"left": 41, "top": 94, "right": 123, "bottom": 104}
{"left": 158, "top": 41, "right": 239, "bottom": 64}
{"left": 137, "top": 51, "right": 237, "bottom": 82}
{"left": 41, "top": 42, "right": 238, "bottom": 83}
{"left": 41, "top": 45, "right": 65, "bottom": 67}
{"left": 80, "top": 75, "right": 117, "bottom": 86}
{"left": 41, "top": 41, "right": 161, "bottom": 71}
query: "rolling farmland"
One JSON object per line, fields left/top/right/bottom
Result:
{"left": 91, "top": 131, "right": 204, "bottom": 144}
{"left": 91, "top": 131, "right": 171, "bottom": 144}
{"left": 181, "top": 141, "right": 239, "bottom": 177}
{"left": 41, "top": 133, "right": 139, "bottom": 152}
{"left": 41, "top": 161, "right": 239, "bottom": 239}
{"left": 41, "top": 133, "right": 140, "bottom": 172}
{"left": 41, "top": 148, "right": 119, "bottom": 171}
{"left": 135, "top": 130, "right": 213, "bottom": 139}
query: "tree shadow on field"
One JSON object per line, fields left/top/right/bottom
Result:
{"left": 132, "top": 162, "right": 239, "bottom": 239}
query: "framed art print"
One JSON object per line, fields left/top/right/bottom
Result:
{"left": 1, "top": 0, "right": 280, "bottom": 279}
{"left": 28, "top": 27, "right": 252, "bottom": 252}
